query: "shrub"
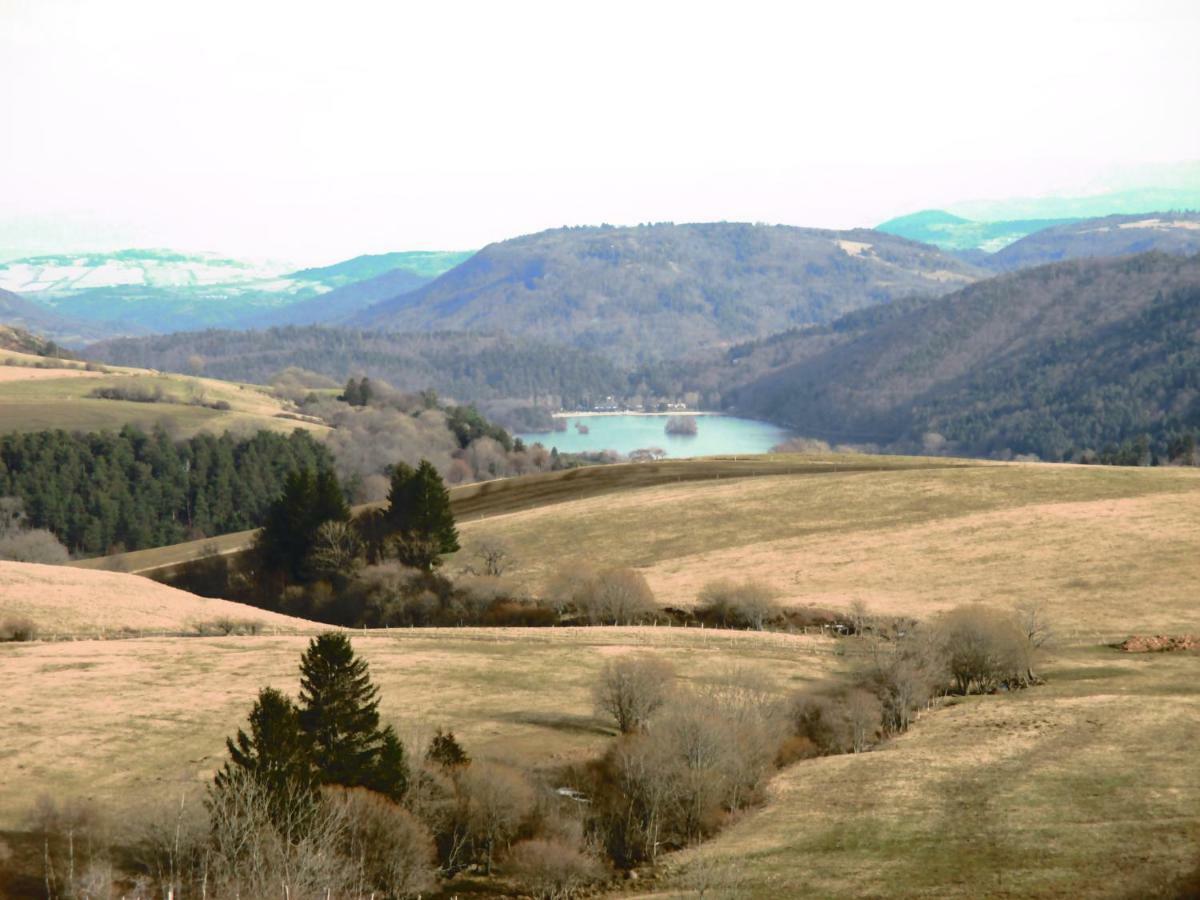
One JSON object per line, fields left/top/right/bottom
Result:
{"left": 0, "top": 528, "right": 70, "bottom": 564}
{"left": 574, "top": 568, "right": 658, "bottom": 625}
{"left": 89, "top": 380, "right": 167, "bottom": 403}
{"left": 695, "top": 578, "right": 781, "bottom": 630}
{"left": 937, "top": 605, "right": 1027, "bottom": 694}
{"left": 322, "top": 786, "right": 437, "bottom": 898}
{"left": 0, "top": 616, "right": 38, "bottom": 642}
{"left": 507, "top": 838, "right": 605, "bottom": 899}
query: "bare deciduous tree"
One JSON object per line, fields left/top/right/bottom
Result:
{"left": 696, "top": 579, "right": 781, "bottom": 630}
{"left": 1014, "top": 599, "right": 1053, "bottom": 682}
{"left": 594, "top": 655, "right": 676, "bottom": 734}
{"left": 309, "top": 519, "right": 363, "bottom": 579}
{"left": 464, "top": 536, "right": 516, "bottom": 577}
{"left": 455, "top": 762, "right": 536, "bottom": 875}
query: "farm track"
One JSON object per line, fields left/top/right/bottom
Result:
{"left": 69, "top": 455, "right": 962, "bottom": 577}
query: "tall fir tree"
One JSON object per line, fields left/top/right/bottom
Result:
{"left": 213, "top": 687, "right": 315, "bottom": 826}
{"left": 386, "top": 459, "right": 459, "bottom": 570}
{"left": 297, "top": 633, "right": 407, "bottom": 798}
{"left": 255, "top": 467, "right": 349, "bottom": 583}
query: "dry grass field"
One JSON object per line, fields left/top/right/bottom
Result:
{"left": 2, "top": 456, "right": 1198, "bottom": 897}
{"left": 457, "top": 460, "right": 1200, "bottom": 640}
{"left": 647, "top": 645, "right": 1200, "bottom": 899}
{"left": 0, "top": 627, "right": 832, "bottom": 831}
{"left": 0, "top": 347, "right": 327, "bottom": 438}
{"left": 0, "top": 561, "right": 318, "bottom": 637}
{"left": 71, "top": 454, "right": 957, "bottom": 575}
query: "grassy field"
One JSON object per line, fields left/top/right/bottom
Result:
{"left": 650, "top": 645, "right": 1200, "bottom": 899}
{"left": 0, "top": 627, "right": 832, "bottom": 830}
{"left": 5, "top": 457, "right": 1200, "bottom": 896}
{"left": 0, "top": 347, "right": 327, "bottom": 438}
{"left": 71, "top": 453, "right": 955, "bottom": 575}
{"left": 0, "top": 561, "right": 319, "bottom": 637}
{"left": 456, "top": 460, "right": 1200, "bottom": 640}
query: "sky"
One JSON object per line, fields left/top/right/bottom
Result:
{"left": 2, "top": 0, "right": 1199, "bottom": 264}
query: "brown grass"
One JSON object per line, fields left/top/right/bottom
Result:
{"left": 4, "top": 457, "right": 1200, "bottom": 896}
{"left": 458, "top": 462, "right": 1200, "bottom": 639}
{"left": 0, "top": 627, "right": 830, "bottom": 830}
{"left": 0, "top": 560, "right": 316, "bottom": 637}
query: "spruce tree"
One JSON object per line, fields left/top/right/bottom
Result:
{"left": 384, "top": 462, "right": 418, "bottom": 532}
{"left": 214, "top": 687, "right": 315, "bottom": 824}
{"left": 387, "top": 459, "right": 459, "bottom": 570}
{"left": 426, "top": 727, "right": 470, "bottom": 770}
{"left": 297, "top": 633, "right": 388, "bottom": 790}
{"left": 368, "top": 725, "right": 410, "bottom": 802}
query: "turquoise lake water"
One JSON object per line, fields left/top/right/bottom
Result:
{"left": 516, "top": 414, "right": 792, "bottom": 458}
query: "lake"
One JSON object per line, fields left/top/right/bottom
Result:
{"left": 516, "top": 414, "right": 792, "bottom": 458}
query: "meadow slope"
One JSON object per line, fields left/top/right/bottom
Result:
{"left": 1, "top": 458, "right": 1197, "bottom": 897}
{"left": 0, "top": 347, "right": 327, "bottom": 438}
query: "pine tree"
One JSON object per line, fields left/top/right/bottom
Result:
{"left": 384, "top": 462, "right": 418, "bottom": 532}
{"left": 368, "top": 725, "right": 410, "bottom": 801}
{"left": 426, "top": 727, "right": 470, "bottom": 770}
{"left": 298, "top": 633, "right": 389, "bottom": 790}
{"left": 214, "top": 687, "right": 315, "bottom": 825}
{"left": 387, "top": 459, "right": 459, "bottom": 571}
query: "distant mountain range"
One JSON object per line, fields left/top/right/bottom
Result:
{"left": 0, "top": 249, "right": 471, "bottom": 336}
{"left": 876, "top": 209, "right": 1080, "bottom": 253}
{"left": 350, "top": 223, "right": 981, "bottom": 365}
{"left": 979, "top": 212, "right": 1200, "bottom": 271}
{"left": 710, "top": 252, "right": 1200, "bottom": 459}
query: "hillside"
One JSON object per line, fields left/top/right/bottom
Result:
{"left": 0, "top": 344, "right": 327, "bottom": 439}
{"left": 85, "top": 326, "right": 628, "bottom": 407}
{"left": 351, "top": 223, "right": 982, "bottom": 364}
{"left": 3, "top": 460, "right": 1198, "bottom": 897}
{"left": 0, "top": 323, "right": 75, "bottom": 358}
{"left": 705, "top": 253, "right": 1200, "bottom": 459}
{"left": 0, "top": 560, "right": 318, "bottom": 637}
{"left": 983, "top": 211, "right": 1200, "bottom": 271}
{"left": 0, "top": 288, "right": 122, "bottom": 344}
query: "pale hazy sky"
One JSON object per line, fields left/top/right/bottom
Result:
{"left": 3, "top": 0, "right": 1198, "bottom": 264}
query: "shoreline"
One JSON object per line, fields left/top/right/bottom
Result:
{"left": 550, "top": 410, "right": 720, "bottom": 418}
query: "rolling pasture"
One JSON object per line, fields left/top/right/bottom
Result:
{"left": 2, "top": 455, "right": 1198, "bottom": 897}
{"left": 0, "top": 347, "right": 326, "bottom": 439}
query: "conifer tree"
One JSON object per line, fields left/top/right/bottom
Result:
{"left": 384, "top": 462, "right": 418, "bottom": 532}
{"left": 298, "top": 633, "right": 391, "bottom": 790}
{"left": 386, "top": 459, "right": 459, "bottom": 570}
{"left": 369, "top": 725, "right": 410, "bottom": 802}
{"left": 214, "top": 687, "right": 315, "bottom": 824}
{"left": 426, "top": 727, "right": 470, "bottom": 770}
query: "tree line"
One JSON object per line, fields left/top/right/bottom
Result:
{"left": 0, "top": 427, "right": 334, "bottom": 556}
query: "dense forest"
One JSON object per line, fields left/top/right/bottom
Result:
{"left": 351, "top": 222, "right": 981, "bottom": 364}
{"left": 0, "top": 427, "right": 334, "bottom": 555}
{"left": 710, "top": 253, "right": 1200, "bottom": 460}
{"left": 86, "top": 327, "right": 629, "bottom": 409}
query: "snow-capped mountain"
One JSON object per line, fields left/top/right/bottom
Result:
{"left": 0, "top": 248, "right": 472, "bottom": 337}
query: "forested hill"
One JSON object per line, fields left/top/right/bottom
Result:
{"left": 86, "top": 326, "right": 628, "bottom": 407}
{"left": 717, "top": 252, "right": 1200, "bottom": 460}
{"left": 350, "top": 223, "right": 982, "bottom": 364}
{"left": 983, "top": 212, "right": 1200, "bottom": 271}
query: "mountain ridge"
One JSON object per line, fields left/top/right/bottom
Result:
{"left": 352, "top": 222, "right": 983, "bottom": 364}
